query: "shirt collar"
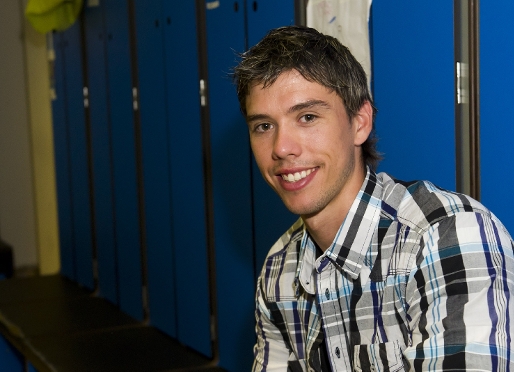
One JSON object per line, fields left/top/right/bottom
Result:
{"left": 297, "top": 168, "right": 384, "bottom": 292}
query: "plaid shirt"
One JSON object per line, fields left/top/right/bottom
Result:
{"left": 253, "top": 169, "right": 514, "bottom": 371}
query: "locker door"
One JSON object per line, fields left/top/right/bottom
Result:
{"left": 52, "top": 32, "right": 75, "bottom": 281}
{"left": 132, "top": 0, "right": 177, "bottom": 335}
{"left": 105, "top": 0, "right": 144, "bottom": 321}
{"left": 246, "top": 0, "right": 297, "bottom": 280}
{"left": 480, "top": 0, "right": 514, "bottom": 233}
{"left": 0, "top": 335, "right": 24, "bottom": 372}
{"left": 204, "top": 1, "right": 255, "bottom": 370}
{"left": 62, "top": 21, "right": 95, "bottom": 290}
{"left": 371, "top": 2, "right": 456, "bottom": 190}
{"left": 247, "top": 0, "right": 296, "bottom": 44}
{"left": 162, "top": 0, "right": 211, "bottom": 357}
{"left": 83, "top": 3, "right": 117, "bottom": 304}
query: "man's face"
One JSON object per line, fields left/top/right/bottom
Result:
{"left": 245, "top": 70, "right": 370, "bottom": 221}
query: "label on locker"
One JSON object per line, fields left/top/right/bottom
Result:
{"left": 206, "top": 1, "right": 220, "bottom": 10}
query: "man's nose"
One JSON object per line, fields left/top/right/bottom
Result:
{"left": 272, "top": 125, "right": 301, "bottom": 160}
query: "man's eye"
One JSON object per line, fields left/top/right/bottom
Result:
{"left": 255, "top": 123, "right": 273, "bottom": 132}
{"left": 301, "top": 114, "right": 317, "bottom": 122}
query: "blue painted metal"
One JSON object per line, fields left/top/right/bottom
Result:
{"left": 247, "top": 0, "right": 296, "bottom": 44}
{"left": 64, "top": 21, "right": 95, "bottom": 290}
{"left": 480, "top": 0, "right": 514, "bottom": 233}
{"left": 0, "top": 335, "right": 24, "bottom": 372}
{"left": 371, "top": 2, "right": 456, "bottom": 191}
{"left": 162, "top": 0, "right": 211, "bottom": 357}
{"left": 84, "top": 3, "right": 118, "bottom": 305}
{"left": 133, "top": 0, "right": 177, "bottom": 336}
{"left": 52, "top": 32, "right": 75, "bottom": 281}
{"left": 104, "top": 0, "right": 144, "bottom": 321}
{"left": 57, "top": 22, "right": 96, "bottom": 290}
{"left": 63, "top": 21, "right": 95, "bottom": 290}
{"left": 204, "top": 0, "right": 255, "bottom": 370}
{"left": 246, "top": 0, "right": 298, "bottom": 283}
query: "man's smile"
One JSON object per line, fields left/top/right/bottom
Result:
{"left": 279, "top": 167, "right": 318, "bottom": 183}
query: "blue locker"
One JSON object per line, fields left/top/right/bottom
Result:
{"left": 247, "top": 0, "right": 296, "bottom": 44}
{"left": 133, "top": 0, "right": 177, "bottom": 335}
{"left": 52, "top": 22, "right": 96, "bottom": 290}
{"left": 162, "top": 0, "right": 211, "bottom": 357}
{"left": 204, "top": 1, "right": 255, "bottom": 370}
{"left": 0, "top": 335, "right": 24, "bottom": 372}
{"left": 84, "top": 3, "right": 118, "bottom": 304}
{"left": 104, "top": 0, "right": 144, "bottom": 321}
{"left": 246, "top": 0, "right": 298, "bottom": 282}
{"left": 52, "top": 32, "right": 75, "bottom": 281}
{"left": 480, "top": 1, "right": 514, "bottom": 233}
{"left": 371, "top": 2, "right": 456, "bottom": 190}
{"left": 64, "top": 21, "right": 95, "bottom": 290}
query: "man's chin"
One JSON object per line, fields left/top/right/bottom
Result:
{"left": 280, "top": 199, "right": 321, "bottom": 218}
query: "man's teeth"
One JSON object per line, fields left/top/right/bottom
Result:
{"left": 282, "top": 168, "right": 314, "bottom": 183}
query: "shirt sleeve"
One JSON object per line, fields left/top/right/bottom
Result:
{"left": 252, "top": 275, "right": 291, "bottom": 371}
{"left": 405, "top": 211, "right": 514, "bottom": 371}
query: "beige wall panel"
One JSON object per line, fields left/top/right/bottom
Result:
{"left": 0, "top": 0, "right": 38, "bottom": 269}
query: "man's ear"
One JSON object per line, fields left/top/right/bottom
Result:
{"left": 353, "top": 101, "right": 373, "bottom": 146}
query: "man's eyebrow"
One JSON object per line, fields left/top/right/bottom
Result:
{"left": 246, "top": 113, "right": 271, "bottom": 123}
{"left": 246, "top": 100, "right": 331, "bottom": 123}
{"left": 287, "top": 99, "right": 331, "bottom": 114}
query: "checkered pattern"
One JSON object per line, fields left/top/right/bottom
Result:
{"left": 253, "top": 169, "right": 514, "bottom": 371}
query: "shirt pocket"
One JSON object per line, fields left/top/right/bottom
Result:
{"left": 353, "top": 339, "right": 406, "bottom": 372}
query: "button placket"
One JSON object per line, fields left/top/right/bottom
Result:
{"left": 317, "top": 262, "right": 352, "bottom": 370}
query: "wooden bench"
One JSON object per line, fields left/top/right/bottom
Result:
{"left": 0, "top": 275, "right": 225, "bottom": 372}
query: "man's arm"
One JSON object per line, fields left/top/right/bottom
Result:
{"left": 253, "top": 276, "right": 291, "bottom": 371}
{"left": 405, "top": 211, "right": 514, "bottom": 371}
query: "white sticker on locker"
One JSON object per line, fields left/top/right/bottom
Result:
{"left": 206, "top": 1, "right": 220, "bottom": 10}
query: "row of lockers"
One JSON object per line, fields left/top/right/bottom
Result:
{"left": 52, "top": 1, "right": 297, "bottom": 370}
{"left": 49, "top": 0, "right": 514, "bottom": 371}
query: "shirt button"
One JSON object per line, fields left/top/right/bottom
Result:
{"left": 335, "top": 347, "right": 341, "bottom": 358}
{"left": 325, "top": 288, "right": 330, "bottom": 300}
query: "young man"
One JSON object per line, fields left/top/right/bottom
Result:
{"left": 234, "top": 26, "right": 514, "bottom": 371}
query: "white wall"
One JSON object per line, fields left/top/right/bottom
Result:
{"left": 0, "top": 0, "right": 38, "bottom": 269}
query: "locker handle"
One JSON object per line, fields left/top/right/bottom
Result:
{"left": 199, "top": 79, "right": 207, "bottom": 107}
{"left": 253, "top": 1, "right": 257, "bottom": 11}
{"left": 132, "top": 87, "right": 139, "bottom": 111}
{"left": 83, "top": 87, "right": 89, "bottom": 108}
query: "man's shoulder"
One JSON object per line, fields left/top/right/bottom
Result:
{"left": 378, "top": 172, "right": 491, "bottom": 233}
{"left": 258, "top": 218, "right": 304, "bottom": 301}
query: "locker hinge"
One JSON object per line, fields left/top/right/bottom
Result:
{"left": 210, "top": 315, "right": 216, "bottom": 341}
{"left": 142, "top": 285, "right": 149, "bottom": 312}
{"left": 83, "top": 86, "right": 89, "bottom": 108}
{"left": 199, "top": 79, "right": 207, "bottom": 107}
{"left": 47, "top": 34, "right": 56, "bottom": 101}
{"left": 132, "top": 87, "right": 139, "bottom": 111}
{"left": 456, "top": 62, "right": 468, "bottom": 104}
